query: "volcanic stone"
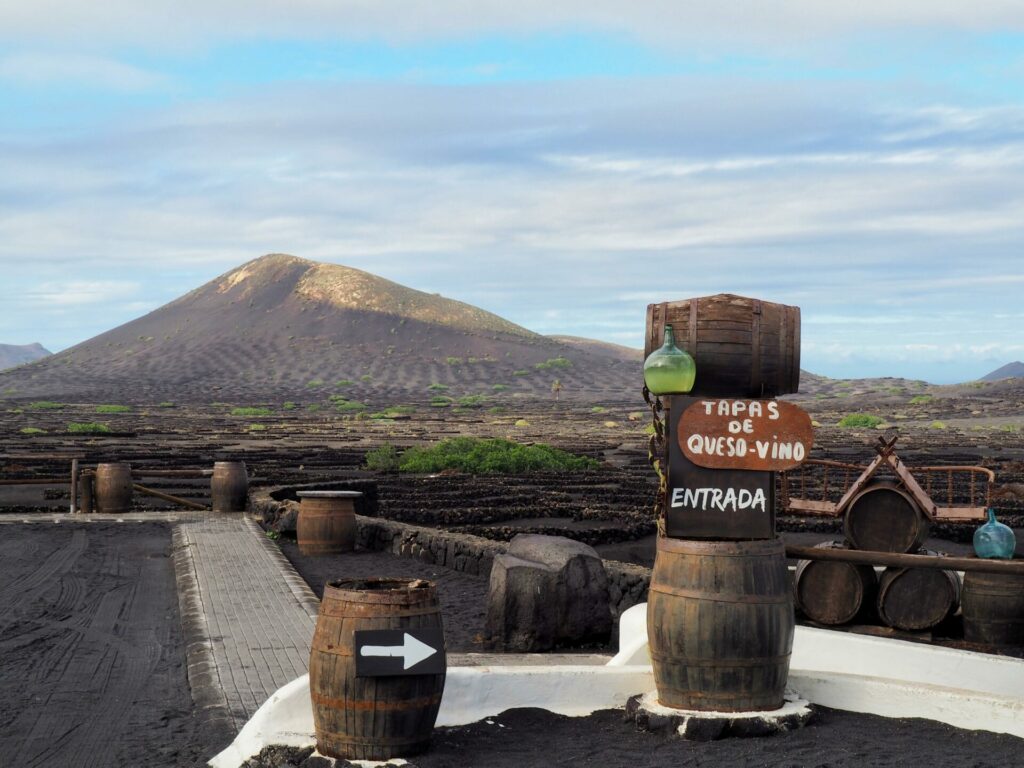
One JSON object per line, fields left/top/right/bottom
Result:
{"left": 485, "top": 534, "right": 612, "bottom": 651}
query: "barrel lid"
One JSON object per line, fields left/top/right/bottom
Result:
{"left": 297, "top": 490, "right": 363, "bottom": 498}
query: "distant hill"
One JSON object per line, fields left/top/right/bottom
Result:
{"left": 0, "top": 343, "right": 50, "bottom": 372}
{"left": 981, "top": 362, "right": 1024, "bottom": 382}
{"left": 0, "top": 254, "right": 640, "bottom": 403}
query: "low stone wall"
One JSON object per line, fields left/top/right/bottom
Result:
{"left": 251, "top": 488, "right": 652, "bottom": 617}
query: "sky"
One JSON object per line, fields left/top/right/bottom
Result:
{"left": 3, "top": 3, "right": 1024, "bottom": 384}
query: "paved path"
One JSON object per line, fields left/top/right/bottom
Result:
{"left": 174, "top": 514, "right": 319, "bottom": 732}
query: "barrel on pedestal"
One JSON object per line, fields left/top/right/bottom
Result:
{"left": 95, "top": 463, "right": 132, "bottom": 514}
{"left": 877, "top": 553, "right": 960, "bottom": 632}
{"left": 844, "top": 481, "right": 928, "bottom": 554}
{"left": 647, "top": 536, "right": 794, "bottom": 712}
{"left": 794, "top": 541, "right": 877, "bottom": 626}
{"left": 645, "top": 294, "right": 800, "bottom": 398}
{"left": 961, "top": 570, "right": 1024, "bottom": 646}
{"left": 297, "top": 490, "right": 360, "bottom": 555}
{"left": 211, "top": 461, "right": 248, "bottom": 512}
{"left": 309, "top": 578, "right": 446, "bottom": 760}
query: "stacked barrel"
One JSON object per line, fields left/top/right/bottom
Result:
{"left": 644, "top": 295, "right": 800, "bottom": 712}
{"left": 795, "top": 483, "right": 960, "bottom": 632}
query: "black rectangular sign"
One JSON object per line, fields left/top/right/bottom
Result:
{"left": 354, "top": 628, "right": 446, "bottom": 677}
{"left": 664, "top": 396, "right": 775, "bottom": 539}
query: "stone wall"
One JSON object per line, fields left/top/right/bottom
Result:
{"left": 251, "top": 487, "right": 652, "bottom": 617}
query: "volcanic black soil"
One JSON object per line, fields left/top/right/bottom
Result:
{"left": 278, "top": 540, "right": 489, "bottom": 652}
{"left": 247, "top": 705, "right": 1024, "bottom": 768}
{"left": 0, "top": 522, "right": 228, "bottom": 767}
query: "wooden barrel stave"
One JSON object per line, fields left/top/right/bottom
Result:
{"left": 647, "top": 537, "right": 793, "bottom": 712}
{"left": 211, "top": 461, "right": 248, "bottom": 513}
{"left": 962, "top": 571, "right": 1024, "bottom": 646}
{"left": 877, "top": 556, "right": 960, "bottom": 632}
{"left": 645, "top": 294, "right": 800, "bottom": 398}
{"left": 297, "top": 491, "right": 360, "bottom": 556}
{"left": 795, "top": 541, "right": 877, "bottom": 626}
{"left": 95, "top": 463, "right": 132, "bottom": 514}
{"left": 309, "top": 579, "right": 446, "bottom": 760}
{"left": 843, "top": 481, "right": 928, "bottom": 554}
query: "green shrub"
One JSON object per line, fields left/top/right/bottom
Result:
{"left": 930, "top": 420, "right": 947, "bottom": 430}
{"left": 837, "top": 413, "right": 884, "bottom": 428}
{"left": 249, "top": 423, "right": 267, "bottom": 431}
{"left": 231, "top": 407, "right": 272, "bottom": 416}
{"left": 283, "top": 401, "right": 297, "bottom": 410}
{"left": 457, "top": 394, "right": 488, "bottom": 408}
{"left": 96, "top": 404, "right": 130, "bottom": 414}
{"left": 397, "top": 437, "right": 598, "bottom": 474}
{"left": 488, "top": 406, "right": 508, "bottom": 414}
{"left": 430, "top": 395, "right": 451, "bottom": 408}
{"left": 67, "top": 422, "right": 111, "bottom": 434}
{"left": 909, "top": 395, "right": 933, "bottom": 404}
{"left": 335, "top": 400, "right": 366, "bottom": 412}
{"left": 360, "top": 374, "right": 373, "bottom": 382}
{"left": 365, "top": 444, "right": 402, "bottom": 471}
{"left": 534, "top": 357, "right": 571, "bottom": 370}
{"left": 514, "top": 419, "right": 530, "bottom": 427}
{"left": 158, "top": 402, "right": 175, "bottom": 408}
{"left": 512, "top": 369, "right": 529, "bottom": 376}
{"left": 427, "top": 383, "right": 449, "bottom": 391}
{"left": 445, "top": 357, "right": 463, "bottom": 365}
{"left": 306, "top": 379, "right": 325, "bottom": 388}
{"left": 590, "top": 406, "right": 607, "bottom": 413}
{"left": 28, "top": 401, "right": 64, "bottom": 410}
{"left": 336, "top": 379, "right": 355, "bottom": 387}
{"left": 491, "top": 384, "right": 509, "bottom": 391}
{"left": 307, "top": 404, "right": 322, "bottom": 412}
{"left": 20, "top": 427, "right": 46, "bottom": 435}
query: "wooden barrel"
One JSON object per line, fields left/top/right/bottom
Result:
{"left": 78, "top": 472, "right": 95, "bottom": 515}
{"left": 843, "top": 481, "right": 928, "bottom": 553}
{"left": 309, "top": 578, "right": 446, "bottom": 760}
{"left": 962, "top": 570, "right": 1024, "bottom": 646}
{"left": 877, "top": 552, "right": 960, "bottom": 631}
{"left": 211, "top": 461, "right": 248, "bottom": 512}
{"left": 95, "top": 463, "right": 132, "bottom": 514}
{"left": 645, "top": 294, "right": 800, "bottom": 398}
{"left": 647, "top": 537, "right": 793, "bottom": 711}
{"left": 794, "top": 541, "right": 877, "bottom": 626}
{"left": 297, "top": 490, "right": 361, "bottom": 555}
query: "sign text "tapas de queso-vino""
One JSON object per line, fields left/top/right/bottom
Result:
{"left": 679, "top": 399, "right": 813, "bottom": 472}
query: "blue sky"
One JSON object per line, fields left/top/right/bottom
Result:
{"left": 3, "top": 3, "right": 1024, "bottom": 383}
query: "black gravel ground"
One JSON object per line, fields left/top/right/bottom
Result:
{"left": 0, "top": 523, "right": 228, "bottom": 767}
{"left": 278, "top": 539, "right": 490, "bottom": 652}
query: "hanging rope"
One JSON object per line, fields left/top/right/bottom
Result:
{"left": 643, "top": 385, "right": 667, "bottom": 529}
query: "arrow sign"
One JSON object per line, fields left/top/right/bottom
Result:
{"left": 354, "top": 628, "right": 446, "bottom": 677}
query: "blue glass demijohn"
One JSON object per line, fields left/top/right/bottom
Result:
{"left": 973, "top": 508, "right": 1016, "bottom": 560}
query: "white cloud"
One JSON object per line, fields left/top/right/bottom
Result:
{"left": 0, "top": 52, "right": 168, "bottom": 90}
{"left": 26, "top": 281, "right": 142, "bottom": 306}
{"left": 4, "top": 2, "right": 1024, "bottom": 48}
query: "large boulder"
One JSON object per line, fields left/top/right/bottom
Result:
{"left": 485, "top": 534, "right": 612, "bottom": 652}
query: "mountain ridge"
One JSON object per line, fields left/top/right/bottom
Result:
{"left": 0, "top": 342, "right": 51, "bottom": 372}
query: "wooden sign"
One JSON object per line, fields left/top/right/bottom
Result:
{"left": 665, "top": 396, "right": 775, "bottom": 540}
{"left": 679, "top": 399, "right": 813, "bottom": 472}
{"left": 355, "top": 628, "right": 446, "bottom": 677}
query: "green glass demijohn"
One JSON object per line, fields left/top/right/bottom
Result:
{"left": 973, "top": 508, "right": 1016, "bottom": 560}
{"left": 643, "top": 324, "right": 696, "bottom": 395}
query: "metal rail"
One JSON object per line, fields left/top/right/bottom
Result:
{"left": 785, "top": 545, "right": 1024, "bottom": 576}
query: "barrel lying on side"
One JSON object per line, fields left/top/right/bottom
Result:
{"left": 795, "top": 541, "right": 877, "bottom": 626}
{"left": 647, "top": 536, "right": 794, "bottom": 712}
{"left": 309, "top": 578, "right": 446, "bottom": 760}
{"left": 962, "top": 570, "right": 1024, "bottom": 646}
{"left": 877, "top": 553, "right": 960, "bottom": 632}
{"left": 844, "top": 481, "right": 928, "bottom": 554}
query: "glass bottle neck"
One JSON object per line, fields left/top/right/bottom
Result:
{"left": 663, "top": 326, "right": 676, "bottom": 347}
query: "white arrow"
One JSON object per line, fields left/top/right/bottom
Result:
{"left": 360, "top": 632, "right": 438, "bottom": 670}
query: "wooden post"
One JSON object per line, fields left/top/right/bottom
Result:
{"left": 70, "top": 459, "right": 79, "bottom": 514}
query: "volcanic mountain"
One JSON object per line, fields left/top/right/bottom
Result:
{"left": 0, "top": 343, "right": 50, "bottom": 372}
{"left": 0, "top": 254, "right": 640, "bottom": 404}
{"left": 981, "top": 361, "right": 1024, "bottom": 382}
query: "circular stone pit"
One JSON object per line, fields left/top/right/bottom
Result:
{"left": 625, "top": 690, "right": 814, "bottom": 741}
